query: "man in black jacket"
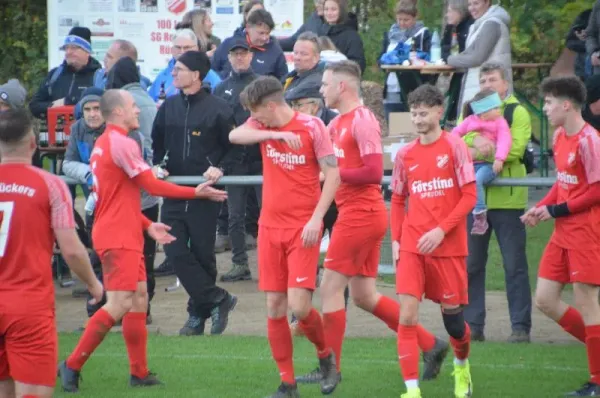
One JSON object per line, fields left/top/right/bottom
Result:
{"left": 152, "top": 51, "right": 240, "bottom": 336}
{"left": 213, "top": 38, "right": 262, "bottom": 282}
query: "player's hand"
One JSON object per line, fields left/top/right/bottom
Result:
{"left": 417, "top": 227, "right": 445, "bottom": 254}
{"left": 301, "top": 216, "right": 322, "bottom": 247}
{"left": 492, "top": 160, "right": 504, "bottom": 174}
{"left": 533, "top": 206, "right": 553, "bottom": 221}
{"left": 392, "top": 240, "right": 400, "bottom": 263}
{"left": 194, "top": 180, "right": 228, "bottom": 201}
{"left": 272, "top": 132, "right": 302, "bottom": 151}
{"left": 203, "top": 166, "right": 223, "bottom": 183}
{"left": 520, "top": 207, "right": 540, "bottom": 227}
{"left": 319, "top": 171, "right": 325, "bottom": 182}
{"left": 148, "top": 222, "right": 177, "bottom": 245}
{"left": 87, "top": 280, "right": 104, "bottom": 305}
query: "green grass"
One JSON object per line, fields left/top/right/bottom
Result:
{"left": 378, "top": 221, "right": 554, "bottom": 292}
{"left": 55, "top": 333, "right": 587, "bottom": 397}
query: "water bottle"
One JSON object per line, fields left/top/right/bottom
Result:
{"left": 430, "top": 30, "right": 442, "bottom": 63}
{"left": 84, "top": 192, "right": 97, "bottom": 216}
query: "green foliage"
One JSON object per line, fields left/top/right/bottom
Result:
{"left": 0, "top": 1, "right": 48, "bottom": 96}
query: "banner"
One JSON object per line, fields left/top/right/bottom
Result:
{"left": 48, "top": 0, "right": 303, "bottom": 81}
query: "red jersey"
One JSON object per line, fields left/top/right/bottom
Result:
{"left": 390, "top": 131, "right": 475, "bottom": 256}
{"left": 550, "top": 123, "right": 600, "bottom": 249}
{"left": 248, "top": 112, "right": 334, "bottom": 228}
{"left": 90, "top": 124, "right": 151, "bottom": 251}
{"left": 0, "top": 164, "right": 75, "bottom": 315}
{"left": 329, "top": 106, "right": 384, "bottom": 209}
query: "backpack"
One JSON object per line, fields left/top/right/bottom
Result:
{"left": 47, "top": 65, "right": 64, "bottom": 97}
{"left": 503, "top": 103, "right": 535, "bottom": 174}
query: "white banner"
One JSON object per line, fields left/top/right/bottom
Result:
{"left": 48, "top": 0, "right": 303, "bottom": 81}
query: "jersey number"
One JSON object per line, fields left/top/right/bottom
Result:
{"left": 0, "top": 201, "right": 15, "bottom": 257}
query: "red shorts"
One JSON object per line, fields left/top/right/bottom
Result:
{"left": 538, "top": 241, "right": 600, "bottom": 285}
{"left": 99, "top": 249, "right": 146, "bottom": 292}
{"left": 324, "top": 207, "right": 388, "bottom": 278}
{"left": 0, "top": 313, "right": 57, "bottom": 386}
{"left": 258, "top": 226, "right": 320, "bottom": 292}
{"left": 396, "top": 251, "right": 468, "bottom": 306}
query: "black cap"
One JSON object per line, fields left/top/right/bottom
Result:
{"left": 229, "top": 38, "right": 250, "bottom": 52}
{"left": 586, "top": 74, "right": 600, "bottom": 104}
{"left": 177, "top": 51, "right": 211, "bottom": 80}
{"left": 284, "top": 80, "right": 323, "bottom": 103}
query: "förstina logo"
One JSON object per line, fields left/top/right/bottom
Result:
{"left": 265, "top": 144, "right": 306, "bottom": 170}
{"left": 556, "top": 171, "right": 578, "bottom": 185}
{"left": 411, "top": 178, "right": 454, "bottom": 198}
{"left": 333, "top": 144, "right": 345, "bottom": 159}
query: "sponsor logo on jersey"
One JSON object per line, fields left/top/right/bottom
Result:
{"left": 0, "top": 183, "right": 36, "bottom": 197}
{"left": 333, "top": 144, "right": 345, "bottom": 159}
{"left": 556, "top": 171, "right": 579, "bottom": 185}
{"left": 411, "top": 177, "right": 454, "bottom": 198}
{"left": 265, "top": 144, "right": 306, "bottom": 170}
{"left": 436, "top": 154, "right": 449, "bottom": 168}
{"left": 567, "top": 152, "right": 576, "bottom": 166}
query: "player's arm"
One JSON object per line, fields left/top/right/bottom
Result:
{"left": 390, "top": 150, "right": 408, "bottom": 243}
{"left": 311, "top": 118, "right": 340, "bottom": 221}
{"left": 340, "top": 115, "right": 383, "bottom": 185}
{"left": 536, "top": 184, "right": 559, "bottom": 207}
{"left": 438, "top": 142, "right": 477, "bottom": 234}
{"left": 229, "top": 118, "right": 275, "bottom": 145}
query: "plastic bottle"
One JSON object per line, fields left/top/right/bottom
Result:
{"left": 430, "top": 30, "right": 442, "bottom": 63}
{"left": 157, "top": 82, "right": 166, "bottom": 107}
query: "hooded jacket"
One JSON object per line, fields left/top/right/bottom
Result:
{"left": 62, "top": 119, "right": 105, "bottom": 184}
{"left": 323, "top": 14, "right": 366, "bottom": 73}
{"left": 212, "top": 29, "right": 289, "bottom": 80}
{"left": 29, "top": 57, "right": 102, "bottom": 118}
{"left": 283, "top": 62, "right": 324, "bottom": 97}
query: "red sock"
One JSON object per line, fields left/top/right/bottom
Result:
{"left": 585, "top": 325, "right": 600, "bottom": 385}
{"left": 298, "top": 308, "right": 331, "bottom": 359}
{"left": 397, "top": 324, "right": 420, "bottom": 381}
{"left": 268, "top": 317, "right": 295, "bottom": 384}
{"left": 22, "top": 395, "right": 40, "bottom": 398}
{"left": 122, "top": 312, "right": 149, "bottom": 378}
{"left": 66, "top": 308, "right": 115, "bottom": 370}
{"left": 372, "top": 296, "right": 437, "bottom": 352}
{"left": 558, "top": 306, "right": 586, "bottom": 343}
{"left": 323, "top": 310, "right": 346, "bottom": 372}
{"left": 450, "top": 322, "right": 471, "bottom": 361}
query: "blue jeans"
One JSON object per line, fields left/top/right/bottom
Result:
{"left": 474, "top": 163, "right": 496, "bottom": 213}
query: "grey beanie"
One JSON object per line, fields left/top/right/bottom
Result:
{"left": 0, "top": 79, "right": 27, "bottom": 109}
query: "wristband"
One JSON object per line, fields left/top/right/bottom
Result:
{"left": 547, "top": 203, "right": 570, "bottom": 218}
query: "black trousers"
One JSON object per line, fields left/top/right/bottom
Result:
{"left": 161, "top": 199, "right": 226, "bottom": 318}
{"left": 142, "top": 204, "right": 159, "bottom": 301}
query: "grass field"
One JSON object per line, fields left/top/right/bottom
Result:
{"left": 54, "top": 333, "right": 587, "bottom": 397}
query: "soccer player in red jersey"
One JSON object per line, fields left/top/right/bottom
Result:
{"left": 522, "top": 76, "right": 600, "bottom": 396}
{"left": 59, "top": 89, "right": 227, "bottom": 392}
{"left": 295, "top": 60, "right": 447, "bottom": 391}
{"left": 0, "top": 109, "right": 102, "bottom": 398}
{"left": 391, "top": 85, "right": 476, "bottom": 398}
{"left": 230, "top": 76, "right": 339, "bottom": 398}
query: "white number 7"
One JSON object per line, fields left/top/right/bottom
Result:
{"left": 0, "top": 201, "right": 15, "bottom": 257}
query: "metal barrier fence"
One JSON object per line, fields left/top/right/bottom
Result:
{"left": 62, "top": 175, "right": 554, "bottom": 275}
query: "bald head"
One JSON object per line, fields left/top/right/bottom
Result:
{"left": 100, "top": 89, "right": 126, "bottom": 121}
{"left": 99, "top": 89, "right": 140, "bottom": 132}
{"left": 104, "top": 40, "right": 138, "bottom": 72}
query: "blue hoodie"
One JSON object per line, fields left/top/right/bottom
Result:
{"left": 212, "top": 29, "right": 288, "bottom": 80}
{"left": 147, "top": 58, "right": 222, "bottom": 101}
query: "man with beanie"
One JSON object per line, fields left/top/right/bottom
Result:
{"left": 152, "top": 50, "right": 241, "bottom": 336}
{"left": 213, "top": 38, "right": 261, "bottom": 282}
{"left": 29, "top": 27, "right": 101, "bottom": 118}
{"left": 583, "top": 74, "right": 600, "bottom": 130}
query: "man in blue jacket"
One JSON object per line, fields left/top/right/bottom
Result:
{"left": 148, "top": 29, "right": 222, "bottom": 101}
{"left": 212, "top": 9, "right": 288, "bottom": 80}
{"left": 92, "top": 40, "right": 152, "bottom": 90}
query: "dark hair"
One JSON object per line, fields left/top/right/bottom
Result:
{"left": 462, "top": 89, "right": 497, "bottom": 118}
{"left": 407, "top": 84, "right": 444, "bottom": 109}
{"left": 240, "top": 76, "right": 285, "bottom": 109}
{"left": 479, "top": 61, "right": 507, "bottom": 80}
{"left": 324, "top": 0, "right": 348, "bottom": 24}
{"left": 0, "top": 108, "right": 33, "bottom": 145}
{"left": 540, "top": 76, "right": 587, "bottom": 108}
{"left": 325, "top": 59, "right": 361, "bottom": 82}
{"left": 100, "top": 89, "right": 125, "bottom": 120}
{"left": 246, "top": 8, "right": 274, "bottom": 30}
{"left": 243, "top": 0, "right": 264, "bottom": 20}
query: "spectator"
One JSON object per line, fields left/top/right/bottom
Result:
{"left": 178, "top": 8, "right": 221, "bottom": 57}
{"left": 566, "top": 8, "right": 593, "bottom": 81}
{"left": 586, "top": 0, "right": 600, "bottom": 75}
{"left": 29, "top": 27, "right": 101, "bottom": 118}
{"left": 213, "top": 38, "right": 261, "bottom": 282}
{"left": 447, "top": 0, "right": 512, "bottom": 111}
{"left": 92, "top": 40, "right": 152, "bottom": 90}
{"left": 380, "top": 0, "right": 432, "bottom": 118}
{"left": 283, "top": 32, "right": 324, "bottom": 96}
{"left": 0, "top": 79, "right": 41, "bottom": 167}
{"left": 279, "top": 0, "right": 327, "bottom": 51}
{"left": 322, "top": 0, "right": 366, "bottom": 74}
{"left": 147, "top": 29, "right": 222, "bottom": 101}
{"left": 441, "top": 0, "right": 474, "bottom": 120}
{"left": 583, "top": 74, "right": 600, "bottom": 130}
{"left": 462, "top": 62, "right": 532, "bottom": 343}
{"left": 233, "top": 0, "right": 265, "bottom": 36}
{"left": 318, "top": 36, "right": 348, "bottom": 64}
{"left": 212, "top": 9, "right": 288, "bottom": 80}
{"left": 151, "top": 51, "right": 240, "bottom": 336}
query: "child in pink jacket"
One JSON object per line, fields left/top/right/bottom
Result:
{"left": 452, "top": 89, "right": 512, "bottom": 235}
